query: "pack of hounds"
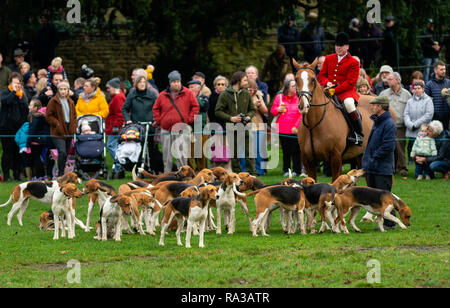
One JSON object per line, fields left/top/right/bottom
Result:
{"left": 0, "top": 166, "right": 412, "bottom": 248}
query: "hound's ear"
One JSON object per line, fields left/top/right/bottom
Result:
{"left": 310, "top": 57, "right": 319, "bottom": 70}
{"left": 292, "top": 58, "right": 302, "bottom": 70}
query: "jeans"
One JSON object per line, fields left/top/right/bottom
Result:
{"left": 415, "top": 162, "right": 432, "bottom": 177}
{"left": 107, "top": 135, "right": 120, "bottom": 172}
{"left": 254, "top": 130, "right": 267, "bottom": 175}
{"left": 430, "top": 160, "right": 449, "bottom": 175}
{"left": 422, "top": 58, "right": 438, "bottom": 83}
{"left": 228, "top": 130, "right": 256, "bottom": 175}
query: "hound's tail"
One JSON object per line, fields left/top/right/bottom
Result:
{"left": 245, "top": 189, "right": 262, "bottom": 197}
{"left": 139, "top": 168, "right": 158, "bottom": 179}
{"left": 232, "top": 184, "right": 247, "bottom": 198}
{"left": 132, "top": 165, "right": 149, "bottom": 182}
{"left": 0, "top": 195, "right": 13, "bottom": 208}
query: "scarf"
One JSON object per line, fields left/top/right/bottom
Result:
{"left": 81, "top": 89, "right": 98, "bottom": 102}
{"left": 8, "top": 85, "right": 23, "bottom": 99}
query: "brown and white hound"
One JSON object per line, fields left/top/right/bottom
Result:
{"left": 0, "top": 172, "right": 82, "bottom": 227}
{"left": 51, "top": 183, "right": 83, "bottom": 240}
{"left": 159, "top": 185, "right": 218, "bottom": 248}
{"left": 82, "top": 179, "right": 117, "bottom": 232}
{"left": 334, "top": 187, "right": 412, "bottom": 233}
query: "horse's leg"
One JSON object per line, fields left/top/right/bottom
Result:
{"left": 329, "top": 149, "right": 343, "bottom": 182}
{"left": 301, "top": 152, "right": 317, "bottom": 181}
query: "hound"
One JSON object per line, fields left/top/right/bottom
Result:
{"left": 94, "top": 195, "right": 133, "bottom": 242}
{"left": 82, "top": 179, "right": 117, "bottom": 232}
{"left": 215, "top": 173, "right": 246, "bottom": 235}
{"left": 51, "top": 184, "right": 83, "bottom": 240}
{"left": 211, "top": 166, "right": 228, "bottom": 182}
{"left": 133, "top": 165, "right": 195, "bottom": 184}
{"left": 0, "top": 172, "right": 82, "bottom": 227}
{"left": 159, "top": 185, "right": 218, "bottom": 248}
{"left": 246, "top": 185, "right": 306, "bottom": 237}
{"left": 110, "top": 190, "right": 155, "bottom": 236}
{"left": 39, "top": 210, "right": 55, "bottom": 231}
{"left": 331, "top": 169, "right": 365, "bottom": 193}
{"left": 334, "top": 187, "right": 412, "bottom": 233}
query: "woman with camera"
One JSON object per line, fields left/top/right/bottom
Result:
{"left": 0, "top": 72, "right": 29, "bottom": 181}
{"left": 215, "top": 71, "right": 257, "bottom": 174}
{"left": 270, "top": 79, "right": 303, "bottom": 177}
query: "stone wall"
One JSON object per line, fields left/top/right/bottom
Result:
{"left": 54, "top": 34, "right": 159, "bottom": 85}
{"left": 53, "top": 32, "right": 281, "bottom": 87}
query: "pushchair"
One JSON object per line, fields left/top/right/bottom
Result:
{"left": 74, "top": 114, "right": 108, "bottom": 180}
{"left": 114, "top": 122, "right": 152, "bottom": 175}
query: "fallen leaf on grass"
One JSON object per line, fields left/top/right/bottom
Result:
{"left": 59, "top": 251, "right": 69, "bottom": 255}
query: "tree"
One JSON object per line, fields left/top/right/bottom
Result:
{"left": 316, "top": 0, "right": 450, "bottom": 72}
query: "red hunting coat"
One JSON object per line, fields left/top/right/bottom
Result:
{"left": 318, "top": 52, "right": 360, "bottom": 103}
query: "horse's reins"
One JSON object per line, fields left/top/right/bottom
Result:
{"left": 297, "top": 66, "right": 334, "bottom": 165}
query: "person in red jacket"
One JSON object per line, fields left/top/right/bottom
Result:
{"left": 153, "top": 70, "right": 199, "bottom": 173}
{"left": 318, "top": 32, "right": 363, "bottom": 145}
{"left": 105, "top": 78, "right": 126, "bottom": 172}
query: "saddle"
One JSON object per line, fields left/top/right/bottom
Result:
{"left": 330, "top": 95, "right": 364, "bottom": 147}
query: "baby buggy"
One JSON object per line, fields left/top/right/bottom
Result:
{"left": 74, "top": 114, "right": 108, "bottom": 180}
{"left": 114, "top": 122, "right": 152, "bottom": 176}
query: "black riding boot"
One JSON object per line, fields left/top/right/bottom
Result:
{"left": 348, "top": 111, "right": 364, "bottom": 146}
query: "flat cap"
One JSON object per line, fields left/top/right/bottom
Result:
{"left": 379, "top": 65, "right": 394, "bottom": 74}
{"left": 370, "top": 96, "right": 390, "bottom": 106}
{"left": 187, "top": 80, "right": 201, "bottom": 86}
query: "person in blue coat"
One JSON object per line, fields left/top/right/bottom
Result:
{"left": 362, "top": 95, "right": 397, "bottom": 229}
{"left": 425, "top": 61, "right": 450, "bottom": 130}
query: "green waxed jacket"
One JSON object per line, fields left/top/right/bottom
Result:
{"left": 215, "top": 86, "right": 256, "bottom": 123}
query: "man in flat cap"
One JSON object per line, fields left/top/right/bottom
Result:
{"left": 318, "top": 32, "right": 363, "bottom": 145}
{"left": 8, "top": 49, "right": 26, "bottom": 73}
{"left": 362, "top": 95, "right": 398, "bottom": 230}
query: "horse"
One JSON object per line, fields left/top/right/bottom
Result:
{"left": 294, "top": 58, "right": 376, "bottom": 182}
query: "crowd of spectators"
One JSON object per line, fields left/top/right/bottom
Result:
{"left": 0, "top": 12, "right": 448, "bottom": 182}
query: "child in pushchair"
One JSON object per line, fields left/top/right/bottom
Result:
{"left": 74, "top": 115, "right": 108, "bottom": 180}
{"left": 112, "top": 123, "right": 145, "bottom": 178}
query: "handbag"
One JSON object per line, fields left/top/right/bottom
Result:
{"left": 211, "top": 144, "right": 230, "bottom": 163}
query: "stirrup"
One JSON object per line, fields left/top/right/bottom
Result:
{"left": 348, "top": 132, "right": 364, "bottom": 146}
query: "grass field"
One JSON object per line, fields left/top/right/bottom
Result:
{"left": 0, "top": 164, "right": 448, "bottom": 288}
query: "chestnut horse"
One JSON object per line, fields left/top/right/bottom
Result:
{"left": 294, "top": 58, "right": 375, "bottom": 182}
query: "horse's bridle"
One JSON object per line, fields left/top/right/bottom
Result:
{"left": 296, "top": 66, "right": 332, "bottom": 165}
{"left": 296, "top": 67, "right": 330, "bottom": 107}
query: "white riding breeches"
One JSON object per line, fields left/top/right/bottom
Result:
{"left": 343, "top": 98, "right": 357, "bottom": 113}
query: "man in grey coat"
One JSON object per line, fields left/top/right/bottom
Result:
{"left": 380, "top": 72, "right": 412, "bottom": 178}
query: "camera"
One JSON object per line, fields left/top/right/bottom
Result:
{"left": 81, "top": 64, "right": 95, "bottom": 79}
{"left": 112, "top": 126, "right": 119, "bottom": 134}
{"left": 239, "top": 113, "right": 251, "bottom": 125}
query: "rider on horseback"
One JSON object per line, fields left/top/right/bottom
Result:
{"left": 318, "top": 32, "right": 364, "bottom": 145}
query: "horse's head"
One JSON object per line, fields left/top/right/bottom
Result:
{"left": 293, "top": 58, "right": 319, "bottom": 114}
